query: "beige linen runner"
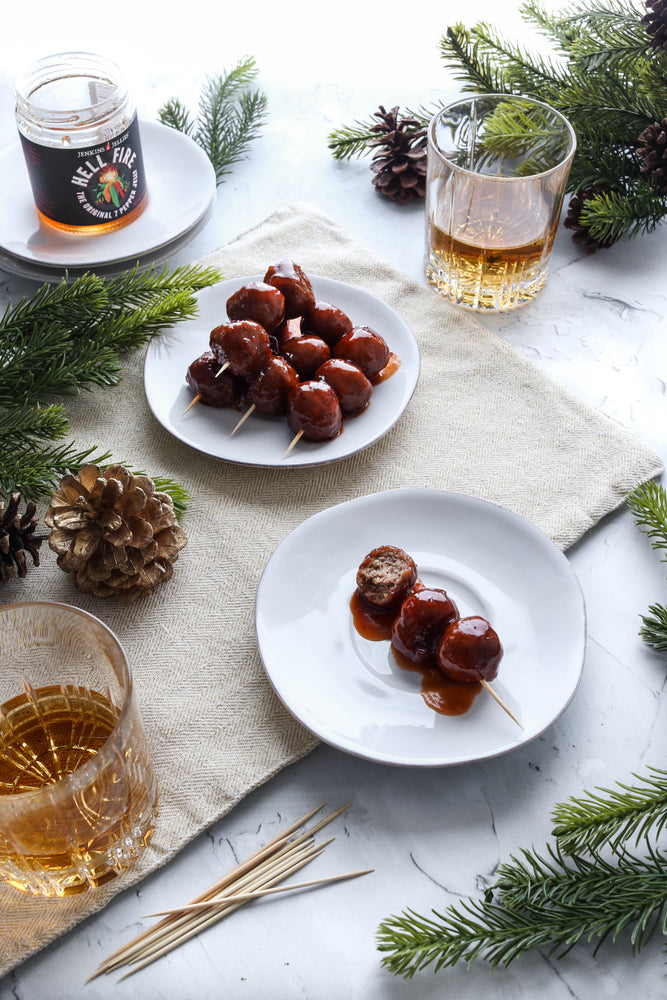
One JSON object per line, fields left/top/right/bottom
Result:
{"left": 0, "top": 201, "right": 663, "bottom": 976}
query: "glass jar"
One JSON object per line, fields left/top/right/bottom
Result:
{"left": 14, "top": 52, "right": 148, "bottom": 235}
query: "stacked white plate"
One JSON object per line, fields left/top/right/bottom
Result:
{"left": 0, "top": 120, "right": 217, "bottom": 281}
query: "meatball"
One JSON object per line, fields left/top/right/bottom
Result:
{"left": 356, "top": 545, "right": 418, "bottom": 610}
{"left": 315, "top": 358, "right": 372, "bottom": 416}
{"left": 209, "top": 320, "right": 272, "bottom": 377}
{"left": 264, "top": 259, "right": 316, "bottom": 319}
{"left": 436, "top": 616, "right": 503, "bottom": 685}
{"left": 301, "top": 301, "right": 353, "bottom": 347}
{"left": 185, "top": 352, "right": 243, "bottom": 407}
{"left": 333, "top": 325, "right": 390, "bottom": 382}
{"left": 286, "top": 380, "right": 342, "bottom": 442}
{"left": 391, "top": 588, "right": 460, "bottom": 665}
{"left": 226, "top": 281, "right": 285, "bottom": 333}
{"left": 282, "top": 335, "right": 331, "bottom": 380}
{"left": 245, "top": 356, "right": 300, "bottom": 416}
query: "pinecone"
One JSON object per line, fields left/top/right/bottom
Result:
{"left": 45, "top": 464, "right": 187, "bottom": 604}
{"left": 637, "top": 118, "right": 667, "bottom": 192}
{"left": 369, "top": 105, "right": 427, "bottom": 204}
{"left": 0, "top": 493, "right": 43, "bottom": 589}
{"left": 563, "top": 187, "right": 617, "bottom": 253}
{"left": 643, "top": 0, "right": 667, "bottom": 50}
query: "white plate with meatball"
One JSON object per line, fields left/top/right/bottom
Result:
{"left": 255, "top": 488, "right": 586, "bottom": 767}
{"left": 143, "top": 273, "right": 420, "bottom": 467}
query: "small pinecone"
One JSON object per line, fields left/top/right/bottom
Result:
{"left": 563, "top": 187, "right": 617, "bottom": 253}
{"left": 0, "top": 493, "right": 43, "bottom": 589}
{"left": 369, "top": 105, "right": 427, "bottom": 205}
{"left": 637, "top": 118, "right": 667, "bottom": 191}
{"left": 45, "top": 464, "right": 187, "bottom": 604}
{"left": 642, "top": 0, "right": 667, "bottom": 50}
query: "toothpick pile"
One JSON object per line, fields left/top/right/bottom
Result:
{"left": 91, "top": 803, "right": 371, "bottom": 982}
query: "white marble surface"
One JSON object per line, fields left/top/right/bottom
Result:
{"left": 1, "top": 2, "right": 666, "bottom": 997}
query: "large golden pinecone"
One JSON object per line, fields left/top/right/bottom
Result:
{"left": 45, "top": 464, "right": 187, "bottom": 603}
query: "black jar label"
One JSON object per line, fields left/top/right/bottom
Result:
{"left": 19, "top": 115, "right": 148, "bottom": 228}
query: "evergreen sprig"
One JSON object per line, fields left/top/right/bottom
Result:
{"left": 0, "top": 263, "right": 221, "bottom": 502}
{"left": 377, "top": 768, "right": 667, "bottom": 977}
{"left": 328, "top": 0, "right": 667, "bottom": 245}
{"left": 158, "top": 57, "right": 267, "bottom": 183}
{"left": 627, "top": 480, "right": 667, "bottom": 649}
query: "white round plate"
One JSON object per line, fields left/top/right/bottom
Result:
{"left": 255, "top": 488, "right": 586, "bottom": 766}
{"left": 0, "top": 121, "right": 216, "bottom": 271}
{"left": 143, "top": 275, "right": 420, "bottom": 468}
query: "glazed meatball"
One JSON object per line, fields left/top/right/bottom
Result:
{"left": 209, "top": 320, "right": 272, "bottom": 377}
{"left": 391, "top": 588, "right": 460, "bottom": 665}
{"left": 301, "top": 301, "right": 353, "bottom": 347}
{"left": 333, "top": 325, "right": 390, "bottom": 382}
{"left": 282, "top": 336, "right": 331, "bottom": 380}
{"left": 264, "top": 259, "right": 316, "bottom": 319}
{"left": 286, "top": 380, "right": 342, "bottom": 442}
{"left": 185, "top": 352, "right": 243, "bottom": 407}
{"left": 226, "top": 281, "right": 285, "bottom": 333}
{"left": 245, "top": 356, "right": 300, "bottom": 416}
{"left": 356, "top": 545, "right": 418, "bottom": 610}
{"left": 315, "top": 358, "right": 372, "bottom": 416}
{"left": 436, "top": 616, "right": 503, "bottom": 685}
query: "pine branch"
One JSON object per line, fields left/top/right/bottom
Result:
{"left": 157, "top": 98, "right": 195, "bottom": 136}
{"left": 158, "top": 58, "right": 267, "bottom": 184}
{"left": 639, "top": 604, "right": 667, "bottom": 650}
{"left": 439, "top": 24, "right": 512, "bottom": 94}
{"left": 552, "top": 767, "right": 667, "bottom": 853}
{"left": 0, "top": 264, "right": 221, "bottom": 502}
{"left": 328, "top": 117, "right": 383, "bottom": 161}
{"left": 627, "top": 481, "right": 667, "bottom": 557}
{"left": 377, "top": 840, "right": 667, "bottom": 977}
{"left": 0, "top": 440, "right": 112, "bottom": 500}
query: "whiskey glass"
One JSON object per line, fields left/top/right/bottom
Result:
{"left": 425, "top": 94, "right": 576, "bottom": 311}
{"left": 0, "top": 602, "right": 157, "bottom": 896}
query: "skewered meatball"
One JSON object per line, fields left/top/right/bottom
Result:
{"left": 391, "top": 588, "right": 460, "bottom": 665}
{"left": 333, "top": 325, "right": 390, "bottom": 382}
{"left": 245, "top": 356, "right": 300, "bottom": 416}
{"left": 226, "top": 282, "right": 285, "bottom": 333}
{"left": 209, "top": 320, "right": 272, "bottom": 377}
{"left": 286, "top": 380, "right": 342, "bottom": 442}
{"left": 282, "top": 336, "right": 331, "bottom": 380}
{"left": 315, "top": 358, "right": 373, "bottom": 416}
{"left": 186, "top": 352, "right": 244, "bottom": 407}
{"left": 301, "top": 301, "right": 353, "bottom": 347}
{"left": 264, "top": 259, "right": 316, "bottom": 319}
{"left": 436, "top": 616, "right": 503, "bottom": 685}
{"left": 356, "top": 545, "right": 418, "bottom": 610}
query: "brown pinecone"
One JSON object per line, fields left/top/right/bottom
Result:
{"left": 45, "top": 464, "right": 187, "bottom": 604}
{"left": 369, "top": 105, "right": 427, "bottom": 204}
{"left": 0, "top": 493, "right": 43, "bottom": 589}
{"left": 643, "top": 0, "right": 667, "bottom": 50}
{"left": 563, "top": 187, "right": 617, "bottom": 253}
{"left": 637, "top": 118, "right": 667, "bottom": 191}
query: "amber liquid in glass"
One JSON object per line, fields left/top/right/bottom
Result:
{"left": 0, "top": 685, "right": 155, "bottom": 895}
{"left": 426, "top": 182, "right": 559, "bottom": 311}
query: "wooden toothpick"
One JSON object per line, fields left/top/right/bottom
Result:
{"left": 480, "top": 679, "right": 523, "bottom": 729}
{"left": 282, "top": 429, "right": 303, "bottom": 459}
{"left": 231, "top": 404, "right": 256, "bottom": 435}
